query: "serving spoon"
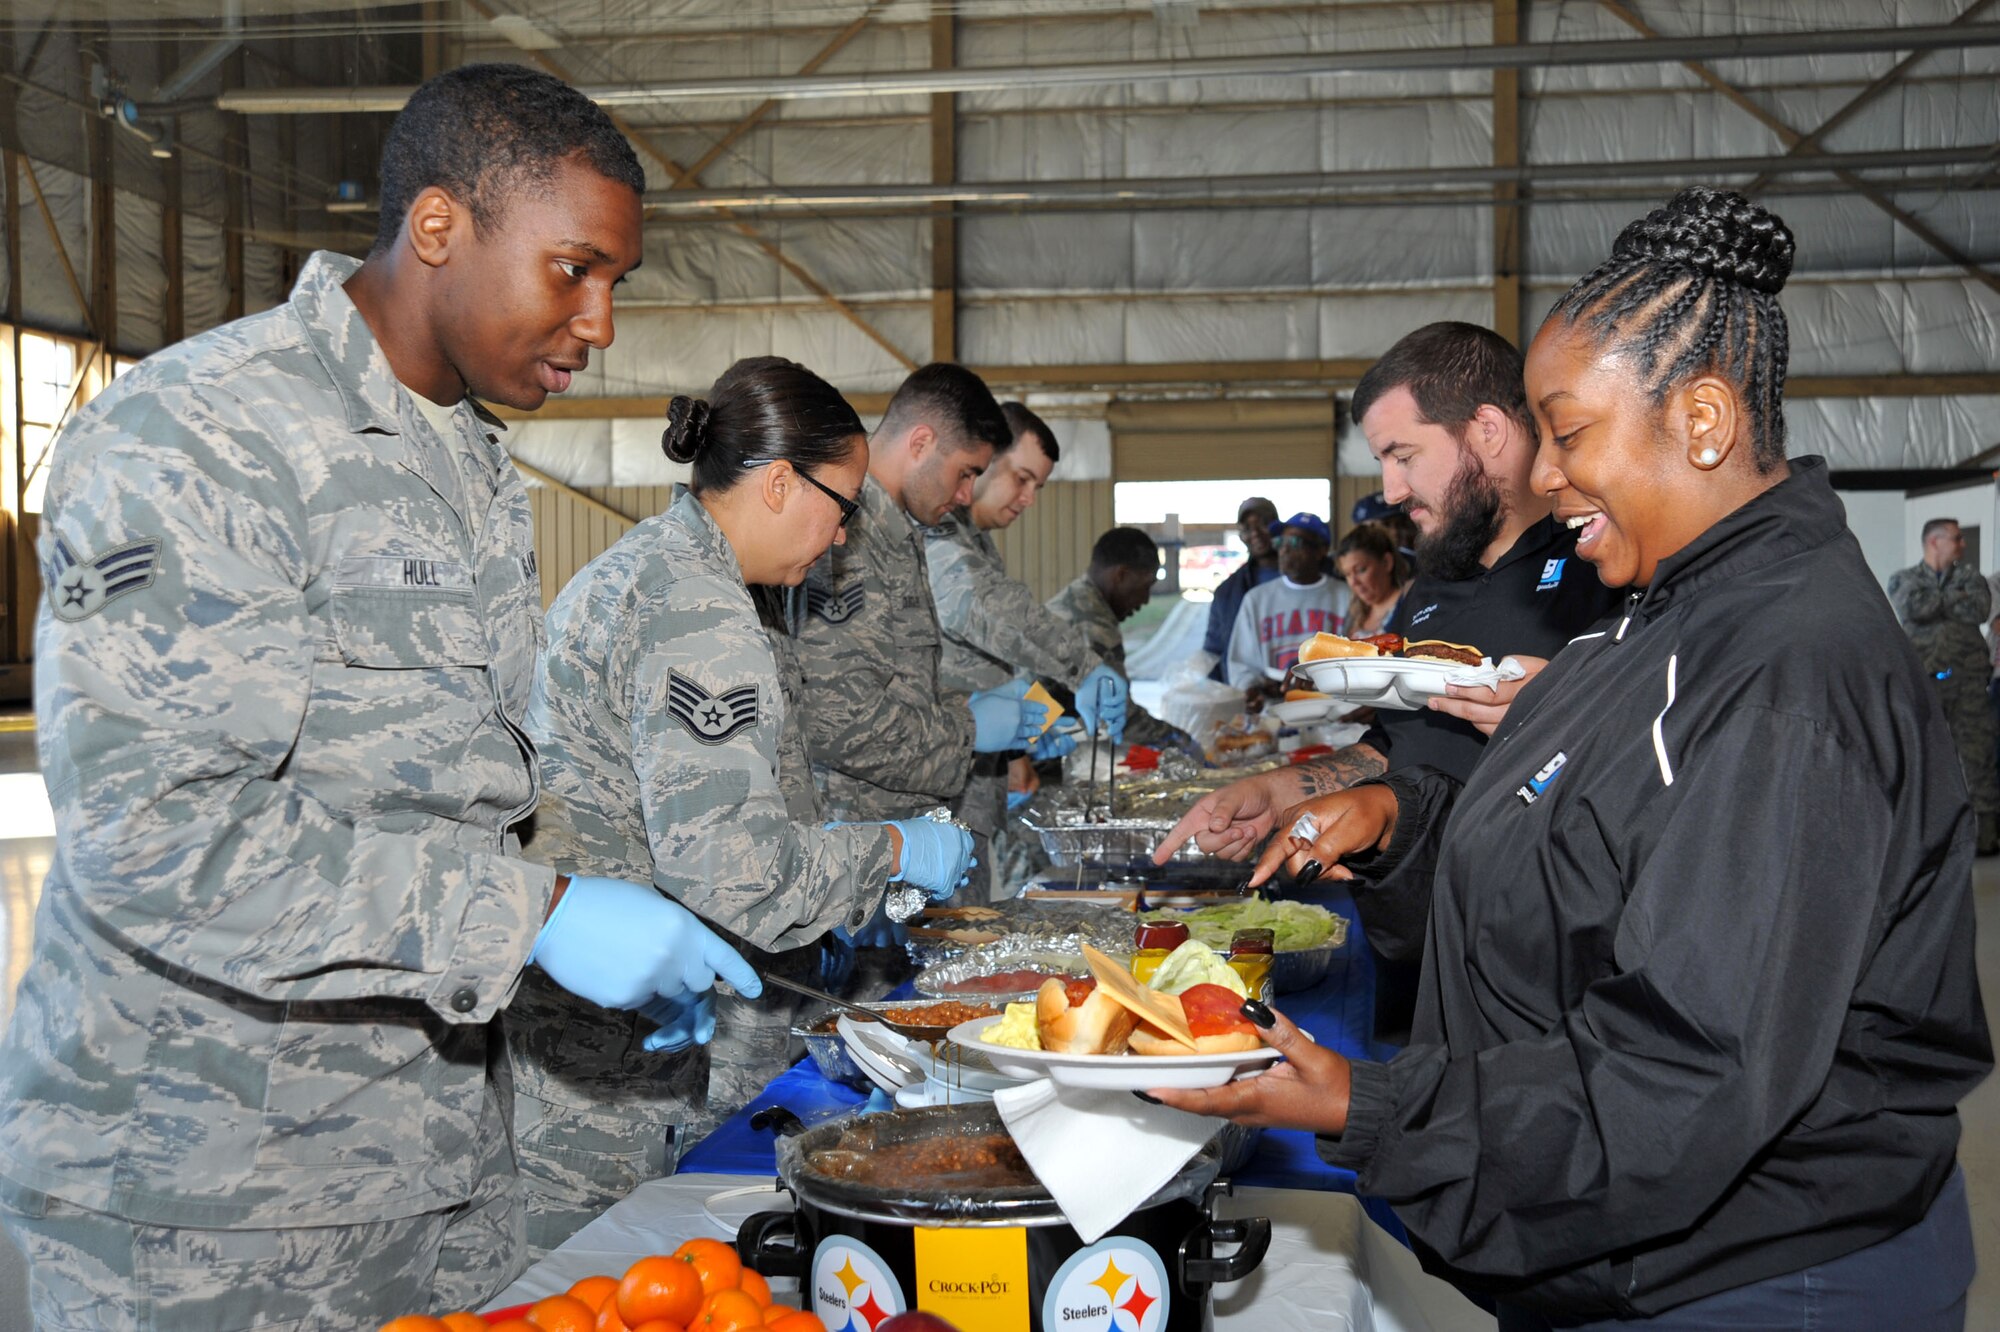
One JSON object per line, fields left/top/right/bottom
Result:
{"left": 757, "top": 971, "right": 961, "bottom": 1043}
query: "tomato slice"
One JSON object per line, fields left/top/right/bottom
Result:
{"left": 1178, "top": 983, "right": 1255, "bottom": 1038}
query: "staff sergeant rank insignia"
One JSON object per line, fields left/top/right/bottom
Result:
{"left": 46, "top": 536, "right": 164, "bottom": 622}
{"left": 667, "top": 671, "right": 760, "bottom": 745}
{"left": 806, "top": 582, "right": 864, "bottom": 626}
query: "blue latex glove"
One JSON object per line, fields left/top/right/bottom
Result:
{"left": 1006, "top": 788, "right": 1035, "bottom": 812}
{"left": 852, "top": 910, "right": 908, "bottom": 950}
{"left": 819, "top": 928, "right": 858, "bottom": 993}
{"left": 888, "top": 818, "right": 976, "bottom": 898}
{"left": 968, "top": 678, "right": 1049, "bottom": 752}
{"left": 1075, "top": 664, "right": 1130, "bottom": 744}
{"left": 637, "top": 989, "right": 717, "bottom": 1053}
{"left": 861, "top": 1087, "right": 896, "bottom": 1116}
{"left": 1030, "top": 725, "right": 1079, "bottom": 762}
{"left": 531, "top": 876, "right": 762, "bottom": 1011}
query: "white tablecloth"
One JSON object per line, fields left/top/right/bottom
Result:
{"left": 491, "top": 1173, "right": 1493, "bottom": 1332}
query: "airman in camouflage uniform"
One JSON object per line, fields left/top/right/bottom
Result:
{"left": 1046, "top": 573, "right": 1190, "bottom": 751}
{"left": 1889, "top": 527, "right": 2000, "bottom": 852}
{"left": 799, "top": 475, "right": 983, "bottom": 821}
{"left": 510, "top": 491, "right": 899, "bottom": 1254}
{"left": 0, "top": 250, "right": 553, "bottom": 1326}
{"left": 925, "top": 506, "right": 1103, "bottom": 896}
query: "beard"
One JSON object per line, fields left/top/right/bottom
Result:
{"left": 1414, "top": 450, "right": 1506, "bottom": 581}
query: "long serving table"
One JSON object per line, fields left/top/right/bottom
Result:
{"left": 493, "top": 889, "right": 1496, "bottom": 1330}
{"left": 680, "top": 888, "right": 1408, "bottom": 1238}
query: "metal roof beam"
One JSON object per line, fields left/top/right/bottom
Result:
{"left": 216, "top": 21, "right": 2000, "bottom": 114}
{"left": 637, "top": 145, "right": 2000, "bottom": 216}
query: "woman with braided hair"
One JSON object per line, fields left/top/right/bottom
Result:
{"left": 1153, "top": 189, "right": 1990, "bottom": 1327}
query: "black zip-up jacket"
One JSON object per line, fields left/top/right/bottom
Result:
{"left": 1322, "top": 458, "right": 1992, "bottom": 1317}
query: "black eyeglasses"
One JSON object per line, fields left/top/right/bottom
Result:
{"left": 742, "top": 458, "right": 862, "bottom": 527}
{"left": 789, "top": 465, "right": 861, "bottom": 528}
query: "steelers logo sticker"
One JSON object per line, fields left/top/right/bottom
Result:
{"left": 1041, "top": 1238, "right": 1170, "bottom": 1332}
{"left": 811, "top": 1236, "right": 906, "bottom": 1332}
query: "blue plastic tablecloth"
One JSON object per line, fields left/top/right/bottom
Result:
{"left": 678, "top": 888, "right": 1407, "bottom": 1240}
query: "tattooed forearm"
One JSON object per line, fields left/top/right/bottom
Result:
{"left": 1294, "top": 744, "right": 1387, "bottom": 799}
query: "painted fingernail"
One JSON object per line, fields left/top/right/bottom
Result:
{"left": 1295, "top": 860, "right": 1323, "bottom": 885}
{"left": 1240, "top": 1000, "right": 1276, "bottom": 1029}
{"left": 1132, "top": 1090, "right": 1163, "bottom": 1105}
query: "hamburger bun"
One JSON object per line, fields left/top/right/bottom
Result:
{"left": 1126, "top": 984, "right": 1264, "bottom": 1056}
{"left": 1036, "top": 977, "right": 1140, "bottom": 1055}
{"left": 1297, "top": 632, "right": 1383, "bottom": 662}
{"left": 1401, "top": 639, "right": 1484, "bottom": 666}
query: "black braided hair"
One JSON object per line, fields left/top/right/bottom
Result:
{"left": 1544, "top": 187, "right": 1796, "bottom": 470}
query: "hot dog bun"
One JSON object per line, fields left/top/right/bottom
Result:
{"left": 1297, "top": 632, "right": 1383, "bottom": 662}
{"left": 1036, "top": 977, "right": 1140, "bottom": 1055}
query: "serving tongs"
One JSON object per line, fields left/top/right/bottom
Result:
{"left": 758, "top": 970, "right": 959, "bottom": 1043}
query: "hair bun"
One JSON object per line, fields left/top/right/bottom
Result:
{"left": 1610, "top": 186, "right": 1794, "bottom": 296}
{"left": 661, "top": 395, "right": 712, "bottom": 464}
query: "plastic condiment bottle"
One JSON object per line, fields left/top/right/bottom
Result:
{"left": 1130, "top": 919, "right": 1190, "bottom": 986}
{"left": 1228, "top": 928, "right": 1275, "bottom": 1000}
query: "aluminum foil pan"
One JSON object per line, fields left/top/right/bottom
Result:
{"left": 1024, "top": 815, "right": 1197, "bottom": 868}
{"left": 913, "top": 945, "right": 1094, "bottom": 1003}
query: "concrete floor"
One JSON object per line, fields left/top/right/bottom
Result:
{"left": 1, "top": 729, "right": 1999, "bottom": 1327}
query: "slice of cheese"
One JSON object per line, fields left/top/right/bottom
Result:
{"left": 1082, "top": 943, "right": 1197, "bottom": 1050}
{"left": 1024, "top": 680, "right": 1064, "bottom": 738}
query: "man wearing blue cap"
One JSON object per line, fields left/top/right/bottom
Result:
{"left": 1225, "top": 511, "right": 1346, "bottom": 707}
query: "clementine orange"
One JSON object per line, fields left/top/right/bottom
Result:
{"left": 377, "top": 1319, "right": 449, "bottom": 1332}
{"left": 618, "top": 1255, "right": 704, "bottom": 1327}
{"left": 672, "top": 1238, "right": 742, "bottom": 1297}
{"left": 629, "top": 1322, "right": 688, "bottom": 1332}
{"left": 763, "top": 1313, "right": 825, "bottom": 1332}
{"left": 440, "top": 1316, "right": 491, "bottom": 1332}
{"left": 759, "top": 1305, "right": 799, "bottom": 1325}
{"left": 530, "top": 1294, "right": 599, "bottom": 1332}
{"left": 596, "top": 1298, "right": 634, "bottom": 1332}
{"left": 690, "top": 1290, "right": 763, "bottom": 1332}
{"left": 489, "top": 1321, "right": 542, "bottom": 1332}
{"left": 568, "top": 1275, "right": 620, "bottom": 1312}
{"left": 736, "top": 1269, "right": 771, "bottom": 1310}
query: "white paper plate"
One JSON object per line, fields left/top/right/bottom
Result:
{"left": 1269, "top": 696, "right": 1336, "bottom": 724}
{"left": 946, "top": 1017, "right": 1281, "bottom": 1090}
{"left": 1295, "top": 656, "right": 1508, "bottom": 709}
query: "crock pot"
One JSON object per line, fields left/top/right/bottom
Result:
{"left": 736, "top": 1104, "right": 1268, "bottom": 1332}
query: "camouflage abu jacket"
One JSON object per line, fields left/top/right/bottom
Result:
{"left": 1887, "top": 559, "right": 1994, "bottom": 677}
{"left": 510, "top": 490, "right": 896, "bottom": 1106}
{"left": 0, "top": 250, "right": 552, "bottom": 1228}
{"left": 797, "top": 475, "right": 978, "bottom": 819}
{"left": 924, "top": 506, "right": 1101, "bottom": 694}
{"left": 1044, "top": 575, "right": 1182, "bottom": 748}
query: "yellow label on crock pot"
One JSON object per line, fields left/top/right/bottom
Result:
{"left": 912, "top": 1225, "right": 1029, "bottom": 1332}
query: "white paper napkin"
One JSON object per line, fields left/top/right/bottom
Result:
{"left": 993, "top": 1077, "right": 1217, "bottom": 1243}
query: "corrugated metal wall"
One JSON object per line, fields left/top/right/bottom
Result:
{"left": 526, "top": 483, "right": 678, "bottom": 607}
{"left": 992, "top": 480, "right": 1116, "bottom": 605}
{"left": 525, "top": 472, "right": 1372, "bottom": 613}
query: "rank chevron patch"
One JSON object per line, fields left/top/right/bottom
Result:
{"left": 46, "top": 536, "right": 164, "bottom": 622}
{"left": 806, "top": 582, "right": 864, "bottom": 626}
{"left": 666, "top": 671, "right": 759, "bottom": 745}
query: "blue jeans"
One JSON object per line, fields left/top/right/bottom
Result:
{"left": 1497, "top": 1167, "right": 1973, "bottom": 1331}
